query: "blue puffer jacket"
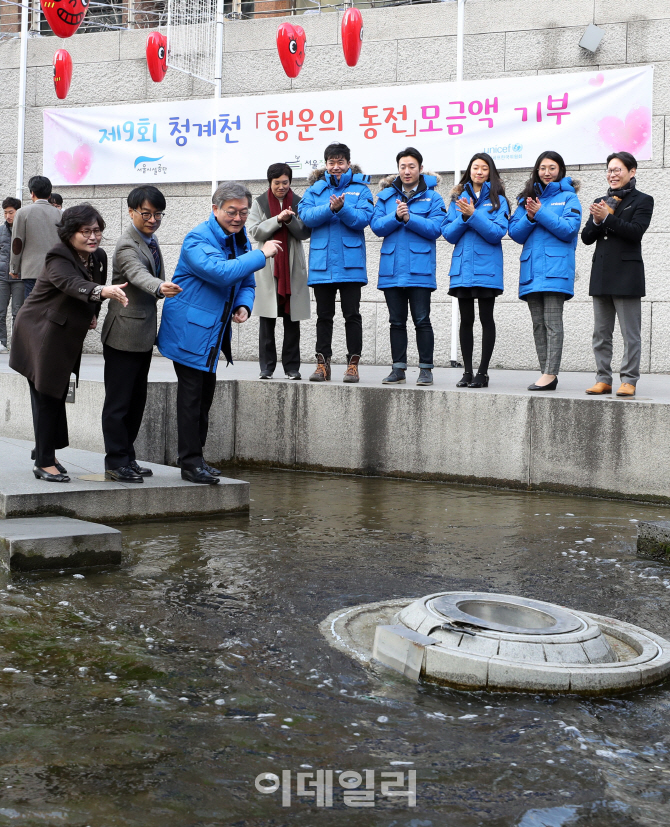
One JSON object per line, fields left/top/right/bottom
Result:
{"left": 298, "top": 166, "right": 373, "bottom": 285}
{"left": 156, "top": 212, "right": 264, "bottom": 371}
{"left": 508, "top": 178, "right": 582, "bottom": 300}
{"left": 370, "top": 173, "right": 446, "bottom": 290}
{"left": 442, "top": 181, "right": 509, "bottom": 292}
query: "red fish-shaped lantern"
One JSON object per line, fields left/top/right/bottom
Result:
{"left": 53, "top": 49, "right": 73, "bottom": 100}
{"left": 277, "top": 23, "right": 306, "bottom": 79}
{"left": 41, "top": 0, "right": 89, "bottom": 38}
{"left": 341, "top": 8, "right": 363, "bottom": 67}
{"left": 146, "top": 32, "right": 168, "bottom": 83}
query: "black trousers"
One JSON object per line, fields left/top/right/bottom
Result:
{"left": 258, "top": 312, "right": 301, "bottom": 374}
{"left": 174, "top": 361, "right": 217, "bottom": 471}
{"left": 29, "top": 380, "right": 69, "bottom": 468}
{"left": 102, "top": 344, "right": 153, "bottom": 470}
{"left": 313, "top": 282, "right": 362, "bottom": 361}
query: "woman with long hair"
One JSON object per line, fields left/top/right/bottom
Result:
{"left": 509, "top": 151, "right": 581, "bottom": 391}
{"left": 9, "top": 204, "right": 127, "bottom": 482}
{"left": 442, "top": 152, "right": 509, "bottom": 388}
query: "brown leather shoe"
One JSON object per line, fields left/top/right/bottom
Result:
{"left": 343, "top": 354, "right": 360, "bottom": 383}
{"left": 585, "top": 382, "right": 612, "bottom": 395}
{"left": 616, "top": 382, "right": 636, "bottom": 398}
{"left": 309, "top": 353, "right": 331, "bottom": 382}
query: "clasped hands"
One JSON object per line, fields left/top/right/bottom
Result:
{"left": 395, "top": 200, "right": 410, "bottom": 223}
{"left": 276, "top": 207, "right": 295, "bottom": 223}
{"left": 525, "top": 197, "right": 542, "bottom": 219}
{"left": 589, "top": 201, "right": 610, "bottom": 224}
{"left": 329, "top": 194, "right": 345, "bottom": 213}
{"left": 455, "top": 197, "right": 475, "bottom": 219}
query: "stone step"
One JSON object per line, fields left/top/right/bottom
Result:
{"left": 637, "top": 520, "right": 670, "bottom": 562}
{"left": 0, "top": 437, "right": 249, "bottom": 523}
{"left": 0, "top": 516, "right": 122, "bottom": 571}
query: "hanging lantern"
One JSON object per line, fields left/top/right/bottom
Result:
{"left": 341, "top": 8, "right": 363, "bottom": 67}
{"left": 277, "top": 23, "right": 306, "bottom": 79}
{"left": 146, "top": 32, "right": 168, "bottom": 83}
{"left": 41, "top": 0, "right": 89, "bottom": 38}
{"left": 53, "top": 49, "right": 73, "bottom": 100}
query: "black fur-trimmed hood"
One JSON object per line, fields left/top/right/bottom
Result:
{"left": 378, "top": 171, "right": 442, "bottom": 191}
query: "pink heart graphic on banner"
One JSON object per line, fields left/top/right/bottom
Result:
{"left": 54, "top": 144, "right": 92, "bottom": 184}
{"left": 589, "top": 73, "right": 604, "bottom": 87}
{"left": 597, "top": 107, "right": 651, "bottom": 154}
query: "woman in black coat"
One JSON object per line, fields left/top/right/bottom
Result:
{"left": 9, "top": 204, "right": 128, "bottom": 482}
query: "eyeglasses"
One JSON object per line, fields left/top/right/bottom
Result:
{"left": 223, "top": 209, "right": 249, "bottom": 218}
{"left": 134, "top": 209, "right": 165, "bottom": 220}
{"left": 606, "top": 168, "right": 625, "bottom": 176}
{"left": 78, "top": 228, "right": 103, "bottom": 238}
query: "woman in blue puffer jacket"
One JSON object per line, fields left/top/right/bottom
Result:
{"left": 442, "top": 152, "right": 509, "bottom": 388}
{"left": 509, "top": 151, "right": 582, "bottom": 391}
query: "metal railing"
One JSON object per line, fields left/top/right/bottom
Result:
{"left": 0, "top": 0, "right": 452, "bottom": 40}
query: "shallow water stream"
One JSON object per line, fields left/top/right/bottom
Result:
{"left": 1, "top": 469, "right": 670, "bottom": 826}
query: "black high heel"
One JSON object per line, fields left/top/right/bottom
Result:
{"left": 468, "top": 373, "right": 489, "bottom": 388}
{"left": 528, "top": 377, "right": 558, "bottom": 391}
{"left": 33, "top": 466, "right": 70, "bottom": 483}
{"left": 456, "top": 372, "right": 473, "bottom": 388}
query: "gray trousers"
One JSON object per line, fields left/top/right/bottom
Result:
{"left": 526, "top": 292, "right": 566, "bottom": 375}
{"left": 0, "top": 278, "right": 24, "bottom": 346}
{"left": 592, "top": 295, "right": 642, "bottom": 386}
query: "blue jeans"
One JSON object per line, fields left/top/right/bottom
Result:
{"left": 383, "top": 286, "right": 434, "bottom": 369}
{"left": 23, "top": 279, "right": 36, "bottom": 299}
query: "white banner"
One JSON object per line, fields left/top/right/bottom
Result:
{"left": 43, "top": 66, "right": 652, "bottom": 186}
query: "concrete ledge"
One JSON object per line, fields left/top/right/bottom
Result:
{"left": 0, "top": 438, "right": 249, "bottom": 523}
{"left": 637, "top": 520, "right": 670, "bottom": 561}
{"left": 2, "top": 357, "right": 670, "bottom": 504}
{"left": 0, "top": 517, "right": 122, "bottom": 571}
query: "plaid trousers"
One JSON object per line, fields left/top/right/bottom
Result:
{"left": 526, "top": 292, "right": 566, "bottom": 375}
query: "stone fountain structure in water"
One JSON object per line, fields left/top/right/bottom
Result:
{"left": 321, "top": 592, "right": 670, "bottom": 695}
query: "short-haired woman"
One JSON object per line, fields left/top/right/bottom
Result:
{"left": 9, "top": 204, "right": 128, "bottom": 482}
{"left": 442, "top": 152, "right": 509, "bottom": 388}
{"left": 248, "top": 162, "right": 311, "bottom": 379}
{"left": 509, "top": 151, "right": 581, "bottom": 391}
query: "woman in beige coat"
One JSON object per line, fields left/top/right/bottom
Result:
{"left": 248, "top": 163, "right": 311, "bottom": 379}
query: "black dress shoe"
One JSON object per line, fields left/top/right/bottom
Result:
{"left": 528, "top": 377, "right": 558, "bottom": 391}
{"left": 468, "top": 373, "right": 489, "bottom": 388}
{"left": 105, "top": 466, "right": 144, "bottom": 483}
{"left": 204, "top": 462, "right": 221, "bottom": 476}
{"left": 130, "top": 460, "right": 153, "bottom": 477}
{"left": 456, "top": 372, "right": 473, "bottom": 388}
{"left": 33, "top": 466, "right": 70, "bottom": 483}
{"left": 181, "top": 466, "right": 220, "bottom": 485}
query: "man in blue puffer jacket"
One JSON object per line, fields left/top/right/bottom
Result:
{"left": 298, "top": 142, "right": 373, "bottom": 383}
{"left": 157, "top": 181, "right": 280, "bottom": 484}
{"left": 371, "top": 147, "right": 446, "bottom": 386}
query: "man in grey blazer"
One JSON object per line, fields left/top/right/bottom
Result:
{"left": 101, "top": 186, "right": 181, "bottom": 482}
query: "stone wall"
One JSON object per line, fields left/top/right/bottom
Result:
{"left": 1, "top": 0, "right": 670, "bottom": 371}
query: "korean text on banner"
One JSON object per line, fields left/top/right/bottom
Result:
{"left": 42, "top": 66, "right": 653, "bottom": 186}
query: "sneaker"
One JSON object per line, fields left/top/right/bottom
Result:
{"left": 382, "top": 368, "right": 406, "bottom": 384}
{"left": 259, "top": 371, "right": 273, "bottom": 379}
{"left": 343, "top": 355, "right": 360, "bottom": 383}
{"left": 285, "top": 371, "right": 301, "bottom": 380}
{"left": 417, "top": 368, "right": 433, "bottom": 386}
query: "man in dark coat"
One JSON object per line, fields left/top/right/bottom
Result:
{"left": 581, "top": 152, "right": 654, "bottom": 398}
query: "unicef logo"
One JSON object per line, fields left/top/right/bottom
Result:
{"left": 513, "top": 143, "right": 523, "bottom": 152}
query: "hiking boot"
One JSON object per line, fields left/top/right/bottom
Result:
{"left": 343, "top": 354, "right": 360, "bottom": 383}
{"left": 309, "top": 353, "right": 331, "bottom": 382}
{"left": 382, "top": 368, "right": 406, "bottom": 384}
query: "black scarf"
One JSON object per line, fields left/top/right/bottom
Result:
{"left": 603, "top": 176, "right": 636, "bottom": 210}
